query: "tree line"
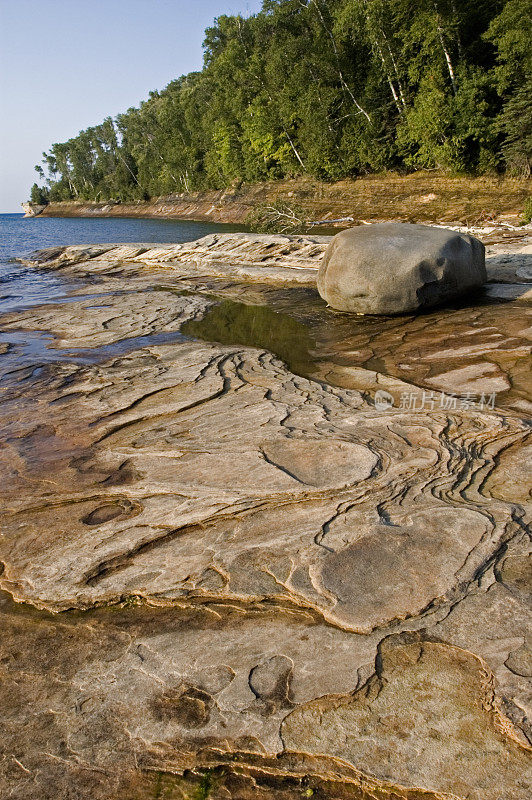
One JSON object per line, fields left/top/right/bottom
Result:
{"left": 31, "top": 0, "right": 531, "bottom": 205}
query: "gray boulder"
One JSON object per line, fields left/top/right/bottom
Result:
{"left": 317, "top": 223, "right": 486, "bottom": 315}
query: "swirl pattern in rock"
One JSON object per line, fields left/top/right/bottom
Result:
{"left": 0, "top": 238, "right": 530, "bottom": 800}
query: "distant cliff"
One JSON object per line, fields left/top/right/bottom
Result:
{"left": 22, "top": 202, "right": 47, "bottom": 218}
{"left": 34, "top": 188, "right": 256, "bottom": 225}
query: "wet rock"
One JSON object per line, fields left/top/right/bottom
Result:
{"left": 317, "top": 223, "right": 486, "bottom": 314}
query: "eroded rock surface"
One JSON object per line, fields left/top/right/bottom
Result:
{"left": 1, "top": 238, "right": 530, "bottom": 799}
{"left": 282, "top": 634, "right": 531, "bottom": 800}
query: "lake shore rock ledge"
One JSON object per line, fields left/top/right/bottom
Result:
{"left": 1, "top": 229, "right": 531, "bottom": 800}
{"left": 318, "top": 223, "right": 487, "bottom": 314}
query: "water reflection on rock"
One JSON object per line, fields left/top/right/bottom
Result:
{"left": 178, "top": 283, "right": 531, "bottom": 415}
{"left": 181, "top": 297, "right": 317, "bottom": 379}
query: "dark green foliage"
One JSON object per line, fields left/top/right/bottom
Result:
{"left": 30, "top": 183, "right": 49, "bottom": 204}
{"left": 497, "top": 79, "right": 532, "bottom": 176}
{"left": 31, "top": 0, "right": 532, "bottom": 202}
{"left": 485, "top": 0, "right": 532, "bottom": 176}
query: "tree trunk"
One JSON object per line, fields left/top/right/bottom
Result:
{"left": 374, "top": 38, "right": 403, "bottom": 113}
{"left": 381, "top": 33, "right": 407, "bottom": 108}
{"left": 433, "top": 2, "right": 458, "bottom": 94}
{"left": 284, "top": 130, "right": 306, "bottom": 169}
{"left": 310, "top": 0, "right": 371, "bottom": 122}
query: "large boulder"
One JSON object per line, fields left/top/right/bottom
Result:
{"left": 317, "top": 222, "right": 486, "bottom": 315}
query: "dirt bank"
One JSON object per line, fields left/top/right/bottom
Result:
{"left": 30, "top": 173, "right": 530, "bottom": 227}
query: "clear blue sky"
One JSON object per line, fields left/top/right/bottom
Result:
{"left": 0, "top": 0, "right": 263, "bottom": 211}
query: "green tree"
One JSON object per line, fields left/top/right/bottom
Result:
{"left": 30, "top": 183, "right": 49, "bottom": 204}
{"left": 486, "top": 0, "right": 532, "bottom": 175}
{"left": 34, "top": 0, "right": 530, "bottom": 198}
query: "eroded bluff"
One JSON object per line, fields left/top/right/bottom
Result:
{"left": 0, "top": 239, "right": 530, "bottom": 800}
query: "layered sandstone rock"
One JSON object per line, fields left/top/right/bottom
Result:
{"left": 0, "top": 237, "right": 530, "bottom": 799}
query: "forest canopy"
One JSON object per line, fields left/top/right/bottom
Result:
{"left": 32, "top": 0, "right": 532, "bottom": 203}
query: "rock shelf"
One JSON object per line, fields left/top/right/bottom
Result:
{"left": 1, "top": 234, "right": 531, "bottom": 799}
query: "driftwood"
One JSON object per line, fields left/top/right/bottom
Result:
{"left": 308, "top": 216, "right": 354, "bottom": 226}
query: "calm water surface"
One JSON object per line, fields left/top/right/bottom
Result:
{"left": 0, "top": 213, "right": 245, "bottom": 312}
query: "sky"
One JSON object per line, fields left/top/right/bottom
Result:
{"left": 0, "top": 0, "right": 264, "bottom": 212}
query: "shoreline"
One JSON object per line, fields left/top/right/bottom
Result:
{"left": 23, "top": 173, "right": 531, "bottom": 228}
{"left": 19, "top": 229, "right": 532, "bottom": 281}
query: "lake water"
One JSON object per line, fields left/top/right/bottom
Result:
{"left": 0, "top": 213, "right": 246, "bottom": 312}
{"left": 0, "top": 213, "right": 245, "bottom": 261}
